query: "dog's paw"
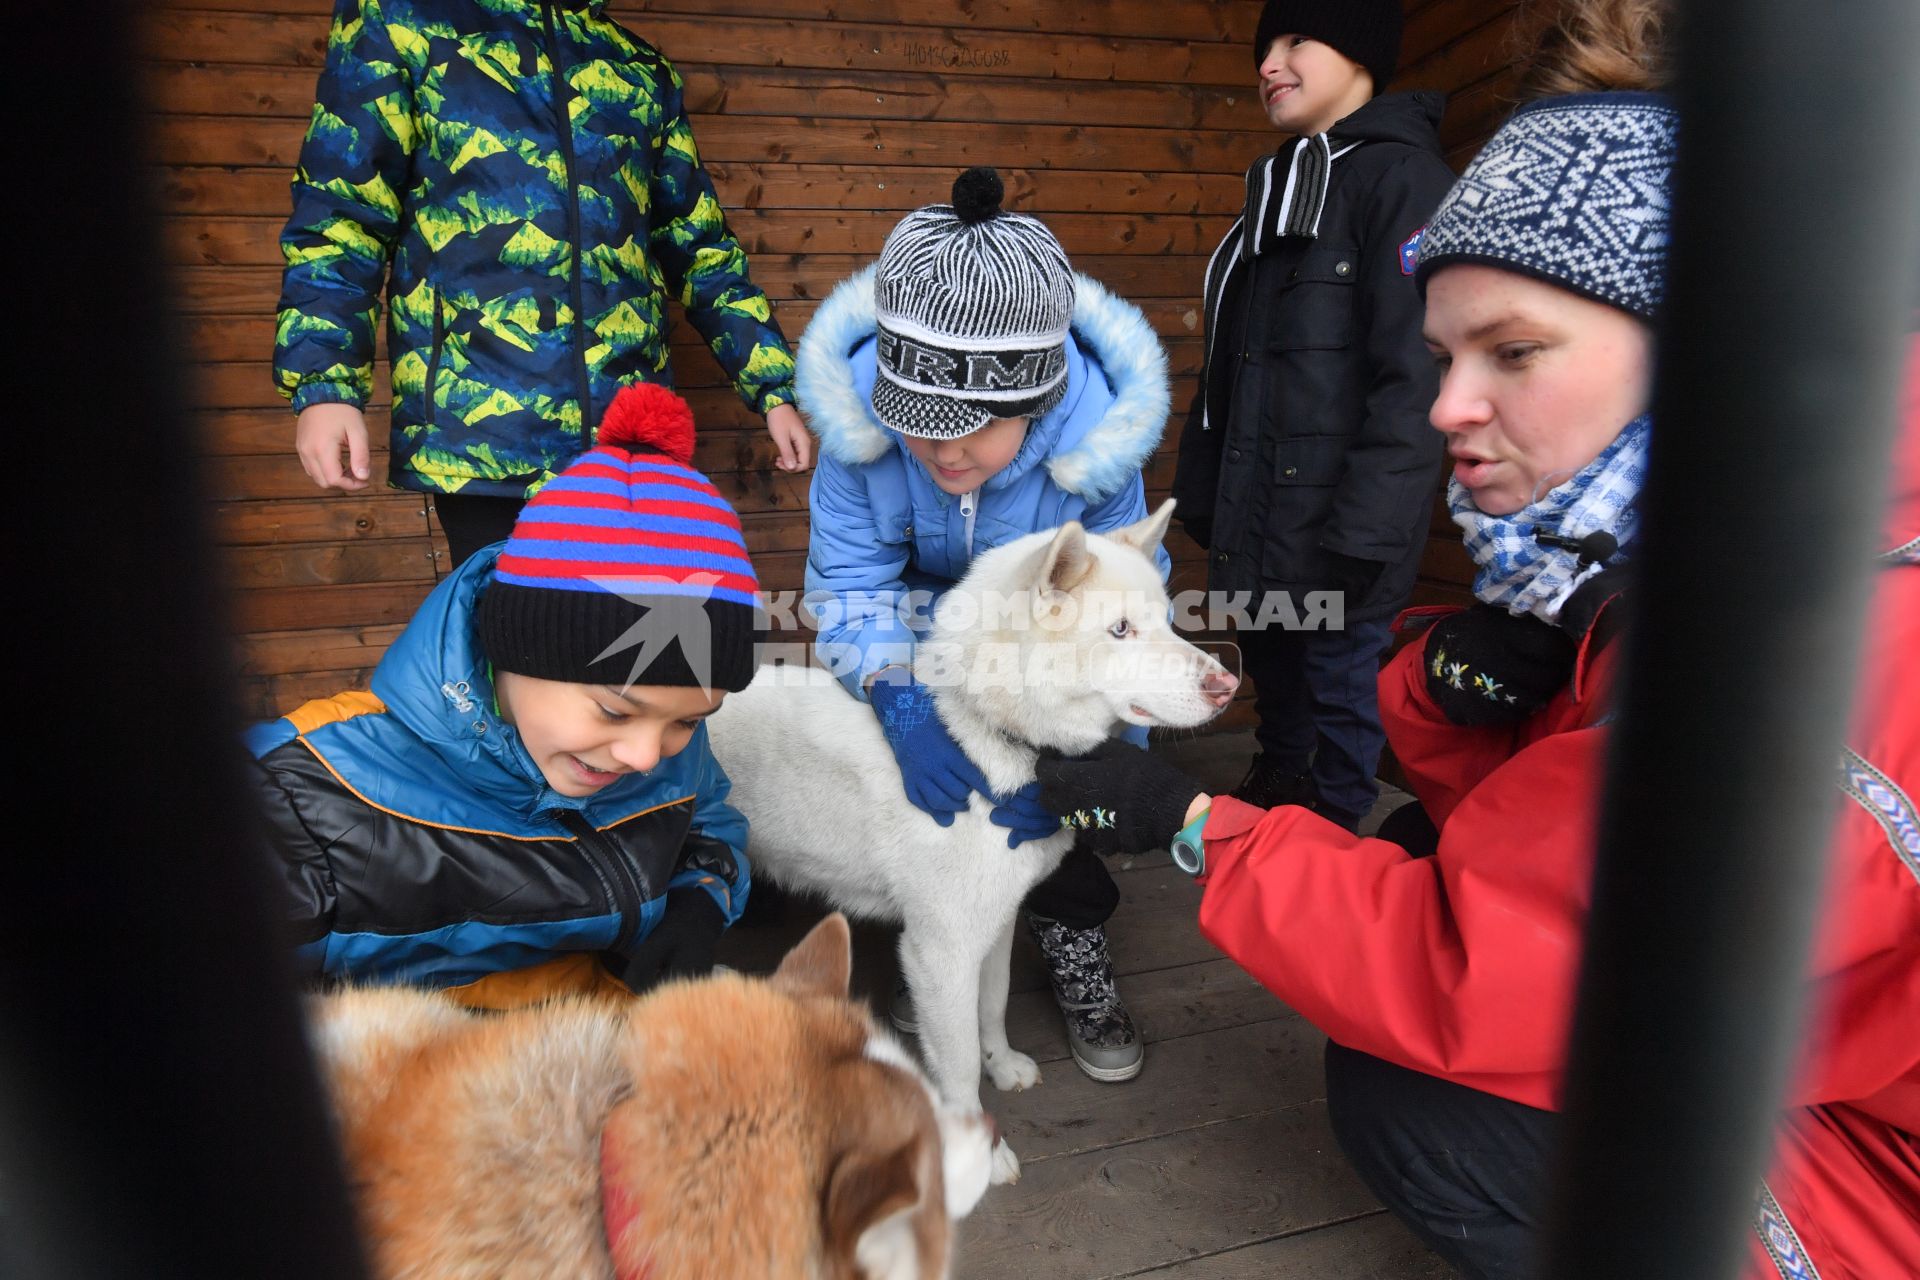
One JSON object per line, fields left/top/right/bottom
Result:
{"left": 983, "top": 1048, "right": 1041, "bottom": 1092}
{"left": 989, "top": 1137, "right": 1022, "bottom": 1185}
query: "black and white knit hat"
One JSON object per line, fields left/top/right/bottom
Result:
{"left": 871, "top": 168, "right": 1076, "bottom": 440}
{"left": 1416, "top": 92, "right": 1679, "bottom": 320}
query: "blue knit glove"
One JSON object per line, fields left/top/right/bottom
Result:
{"left": 990, "top": 783, "right": 1061, "bottom": 848}
{"left": 869, "top": 675, "right": 993, "bottom": 827}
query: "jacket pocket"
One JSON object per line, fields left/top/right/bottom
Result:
{"left": 1260, "top": 434, "right": 1346, "bottom": 584}
{"left": 1269, "top": 244, "right": 1359, "bottom": 352}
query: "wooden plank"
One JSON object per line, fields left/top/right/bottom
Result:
{"left": 1130, "top": 1211, "right": 1451, "bottom": 1279}
{"left": 142, "top": 0, "right": 1269, "bottom": 45}
{"left": 162, "top": 208, "right": 1233, "bottom": 267}
{"left": 168, "top": 253, "right": 1207, "bottom": 317}
{"left": 144, "top": 60, "right": 1269, "bottom": 134}
{"left": 235, "top": 623, "right": 407, "bottom": 677}
{"left": 207, "top": 493, "right": 429, "bottom": 544}
{"left": 154, "top": 162, "right": 1249, "bottom": 219}
{"left": 217, "top": 538, "right": 436, "bottom": 589}
{"left": 990, "top": 1018, "right": 1330, "bottom": 1165}
{"left": 140, "top": 11, "right": 1257, "bottom": 87}
{"left": 253, "top": 667, "right": 380, "bottom": 720}
{"left": 951, "top": 1101, "right": 1380, "bottom": 1279}
{"left": 146, "top": 112, "right": 1275, "bottom": 178}
{"left": 228, "top": 581, "right": 436, "bottom": 632}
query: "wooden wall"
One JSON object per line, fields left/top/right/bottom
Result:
{"left": 140, "top": 0, "right": 1522, "bottom": 722}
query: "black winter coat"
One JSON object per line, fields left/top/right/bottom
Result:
{"left": 1172, "top": 92, "right": 1456, "bottom": 624}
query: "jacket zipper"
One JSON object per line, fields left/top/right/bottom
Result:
{"left": 959, "top": 489, "right": 978, "bottom": 560}
{"left": 425, "top": 283, "right": 444, "bottom": 429}
{"left": 558, "top": 809, "right": 647, "bottom": 951}
{"left": 539, "top": 0, "right": 594, "bottom": 433}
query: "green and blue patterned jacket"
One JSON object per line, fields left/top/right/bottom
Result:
{"left": 274, "top": 0, "right": 795, "bottom": 497}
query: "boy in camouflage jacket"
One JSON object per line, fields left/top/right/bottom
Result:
{"left": 275, "top": 0, "right": 806, "bottom": 558}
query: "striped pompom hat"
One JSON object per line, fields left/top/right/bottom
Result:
{"left": 871, "top": 167, "right": 1077, "bottom": 440}
{"left": 479, "top": 384, "right": 760, "bottom": 692}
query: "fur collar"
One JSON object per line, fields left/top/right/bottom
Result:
{"left": 795, "top": 265, "right": 1170, "bottom": 503}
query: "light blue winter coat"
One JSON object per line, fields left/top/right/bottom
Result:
{"left": 797, "top": 265, "right": 1172, "bottom": 698}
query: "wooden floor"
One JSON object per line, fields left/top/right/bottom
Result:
{"left": 717, "top": 732, "right": 1455, "bottom": 1279}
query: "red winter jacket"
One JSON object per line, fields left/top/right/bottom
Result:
{"left": 1195, "top": 337, "right": 1920, "bottom": 1278}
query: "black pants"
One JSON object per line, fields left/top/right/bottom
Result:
{"left": 1024, "top": 841, "right": 1118, "bottom": 931}
{"left": 433, "top": 492, "right": 526, "bottom": 571}
{"left": 1324, "top": 1021, "right": 1558, "bottom": 1279}
{"left": 1238, "top": 616, "right": 1395, "bottom": 824}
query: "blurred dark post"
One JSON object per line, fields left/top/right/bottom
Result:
{"left": 0, "top": 7, "right": 371, "bottom": 1278}
{"left": 1545, "top": 1, "right": 1920, "bottom": 1278}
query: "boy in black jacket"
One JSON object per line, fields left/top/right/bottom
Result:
{"left": 1172, "top": 0, "right": 1454, "bottom": 828}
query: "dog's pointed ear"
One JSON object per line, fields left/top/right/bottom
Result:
{"left": 825, "top": 1135, "right": 933, "bottom": 1273}
{"left": 1036, "top": 522, "right": 1094, "bottom": 594}
{"left": 1105, "top": 499, "right": 1176, "bottom": 556}
{"left": 772, "top": 912, "right": 852, "bottom": 999}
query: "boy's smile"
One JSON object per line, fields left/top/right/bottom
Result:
{"left": 901, "top": 415, "right": 1031, "bottom": 495}
{"left": 495, "top": 673, "right": 726, "bottom": 797}
{"left": 1258, "top": 35, "right": 1375, "bottom": 136}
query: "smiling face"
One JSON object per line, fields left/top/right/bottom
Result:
{"left": 1257, "top": 35, "right": 1375, "bottom": 135}
{"left": 899, "top": 415, "right": 1030, "bottom": 494}
{"left": 493, "top": 673, "right": 725, "bottom": 796}
{"left": 1423, "top": 265, "right": 1655, "bottom": 516}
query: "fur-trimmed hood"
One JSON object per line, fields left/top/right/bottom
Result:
{"left": 795, "top": 264, "right": 1170, "bottom": 503}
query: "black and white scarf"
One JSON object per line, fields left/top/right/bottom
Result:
{"left": 1199, "top": 133, "right": 1363, "bottom": 429}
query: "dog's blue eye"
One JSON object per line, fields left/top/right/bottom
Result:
{"left": 1109, "top": 619, "right": 1131, "bottom": 639}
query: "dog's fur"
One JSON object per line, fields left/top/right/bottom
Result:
{"left": 707, "top": 503, "right": 1234, "bottom": 1183}
{"left": 310, "top": 915, "right": 993, "bottom": 1280}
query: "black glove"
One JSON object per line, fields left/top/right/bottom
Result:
{"left": 1032, "top": 741, "right": 1206, "bottom": 856}
{"left": 1322, "top": 551, "right": 1384, "bottom": 604}
{"left": 1557, "top": 564, "right": 1632, "bottom": 643}
{"left": 1421, "top": 603, "right": 1577, "bottom": 727}
{"left": 613, "top": 887, "right": 726, "bottom": 991}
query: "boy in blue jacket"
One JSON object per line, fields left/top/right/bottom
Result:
{"left": 246, "top": 385, "right": 756, "bottom": 1005}
{"left": 795, "top": 169, "right": 1171, "bottom": 1081}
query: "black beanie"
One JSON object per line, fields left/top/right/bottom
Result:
{"left": 1253, "top": 0, "right": 1404, "bottom": 92}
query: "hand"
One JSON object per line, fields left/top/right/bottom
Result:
{"left": 1323, "top": 551, "right": 1384, "bottom": 603}
{"left": 1033, "top": 741, "right": 1206, "bottom": 856}
{"left": 869, "top": 673, "right": 993, "bottom": 826}
{"left": 988, "top": 783, "right": 1062, "bottom": 848}
{"left": 295, "top": 402, "right": 373, "bottom": 492}
{"left": 1421, "top": 603, "right": 1577, "bottom": 727}
{"left": 614, "top": 887, "right": 726, "bottom": 991}
{"left": 1557, "top": 564, "right": 1631, "bottom": 641}
{"left": 765, "top": 402, "right": 812, "bottom": 472}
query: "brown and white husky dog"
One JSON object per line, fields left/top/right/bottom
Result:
{"left": 309, "top": 914, "right": 994, "bottom": 1279}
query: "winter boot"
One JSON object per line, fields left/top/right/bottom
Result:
{"left": 1027, "top": 915, "right": 1142, "bottom": 1082}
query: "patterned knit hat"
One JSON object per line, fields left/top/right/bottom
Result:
{"left": 1416, "top": 92, "right": 1679, "bottom": 320}
{"left": 870, "top": 167, "right": 1076, "bottom": 440}
{"left": 479, "top": 384, "right": 760, "bottom": 692}
{"left": 1253, "top": 0, "right": 1404, "bottom": 91}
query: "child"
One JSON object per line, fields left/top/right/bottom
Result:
{"left": 795, "top": 167, "right": 1171, "bottom": 1082}
{"left": 1171, "top": 0, "right": 1455, "bottom": 829}
{"left": 276, "top": 0, "right": 810, "bottom": 567}
{"left": 1035, "top": 31, "right": 1920, "bottom": 1277}
{"left": 247, "top": 384, "right": 757, "bottom": 1004}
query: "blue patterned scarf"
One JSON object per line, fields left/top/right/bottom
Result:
{"left": 1452, "top": 415, "right": 1651, "bottom": 622}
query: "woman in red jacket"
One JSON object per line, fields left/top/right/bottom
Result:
{"left": 1037, "top": 76, "right": 1920, "bottom": 1280}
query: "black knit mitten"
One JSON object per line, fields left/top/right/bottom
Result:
{"left": 1422, "top": 603, "right": 1577, "bottom": 727}
{"left": 1033, "top": 741, "right": 1207, "bottom": 856}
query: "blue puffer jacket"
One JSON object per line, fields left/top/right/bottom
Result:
{"left": 797, "top": 265, "right": 1173, "bottom": 697}
{"left": 244, "top": 547, "right": 749, "bottom": 992}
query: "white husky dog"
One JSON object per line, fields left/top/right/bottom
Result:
{"left": 706, "top": 499, "right": 1236, "bottom": 1184}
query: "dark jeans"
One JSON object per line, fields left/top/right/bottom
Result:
{"left": 433, "top": 492, "right": 526, "bottom": 571}
{"left": 1238, "top": 615, "right": 1395, "bottom": 823}
{"left": 1325, "top": 1037, "right": 1557, "bottom": 1279}
{"left": 1024, "top": 841, "right": 1119, "bottom": 931}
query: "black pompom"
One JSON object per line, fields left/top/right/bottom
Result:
{"left": 951, "top": 166, "right": 1004, "bottom": 225}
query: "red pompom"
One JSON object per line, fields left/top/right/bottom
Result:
{"left": 595, "top": 383, "right": 697, "bottom": 465}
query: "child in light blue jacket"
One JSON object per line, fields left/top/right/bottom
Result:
{"left": 794, "top": 168, "right": 1171, "bottom": 1083}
